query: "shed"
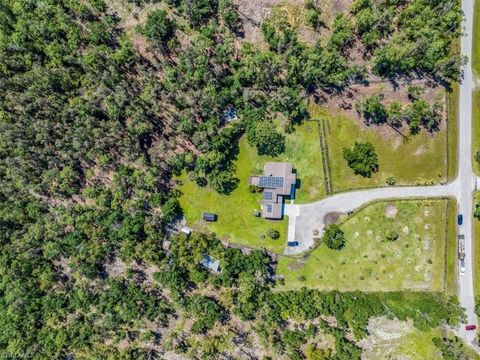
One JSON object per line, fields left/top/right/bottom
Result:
{"left": 180, "top": 226, "right": 192, "bottom": 236}
{"left": 202, "top": 212, "right": 217, "bottom": 222}
{"left": 201, "top": 255, "right": 220, "bottom": 273}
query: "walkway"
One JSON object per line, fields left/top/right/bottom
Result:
{"left": 284, "top": 0, "right": 478, "bottom": 347}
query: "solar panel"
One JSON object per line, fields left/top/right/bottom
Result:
{"left": 259, "top": 176, "right": 284, "bottom": 188}
{"left": 264, "top": 191, "right": 273, "bottom": 200}
{"left": 266, "top": 204, "right": 272, "bottom": 213}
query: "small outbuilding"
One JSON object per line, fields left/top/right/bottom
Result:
{"left": 180, "top": 226, "right": 192, "bottom": 236}
{"left": 201, "top": 255, "right": 220, "bottom": 273}
{"left": 202, "top": 212, "right": 217, "bottom": 222}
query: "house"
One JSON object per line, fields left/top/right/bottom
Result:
{"left": 221, "top": 108, "right": 238, "bottom": 123}
{"left": 202, "top": 212, "right": 217, "bottom": 222}
{"left": 201, "top": 255, "right": 220, "bottom": 273}
{"left": 250, "top": 162, "right": 296, "bottom": 219}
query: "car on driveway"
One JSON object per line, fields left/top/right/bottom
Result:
{"left": 287, "top": 241, "right": 299, "bottom": 247}
{"left": 465, "top": 324, "right": 477, "bottom": 331}
{"left": 458, "top": 214, "right": 463, "bottom": 225}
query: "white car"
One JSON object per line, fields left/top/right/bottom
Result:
{"left": 459, "top": 259, "right": 466, "bottom": 276}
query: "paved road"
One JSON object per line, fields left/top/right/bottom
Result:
{"left": 284, "top": 0, "right": 478, "bottom": 346}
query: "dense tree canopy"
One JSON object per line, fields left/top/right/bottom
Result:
{"left": 343, "top": 142, "right": 379, "bottom": 177}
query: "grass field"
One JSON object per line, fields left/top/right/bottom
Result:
{"left": 474, "top": 192, "right": 480, "bottom": 295}
{"left": 309, "top": 104, "right": 448, "bottom": 192}
{"left": 447, "top": 84, "right": 459, "bottom": 181}
{"left": 277, "top": 200, "right": 449, "bottom": 291}
{"left": 176, "top": 121, "right": 324, "bottom": 254}
{"left": 473, "top": 0, "right": 480, "bottom": 75}
{"left": 473, "top": 90, "right": 480, "bottom": 175}
{"left": 445, "top": 199, "right": 458, "bottom": 296}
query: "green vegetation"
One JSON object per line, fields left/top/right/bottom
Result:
{"left": 445, "top": 199, "right": 458, "bottom": 296}
{"left": 473, "top": 0, "right": 480, "bottom": 75}
{"left": 447, "top": 84, "right": 459, "bottom": 180}
{"left": 0, "top": 0, "right": 464, "bottom": 357}
{"left": 473, "top": 90, "right": 480, "bottom": 174}
{"left": 248, "top": 121, "right": 286, "bottom": 156}
{"left": 343, "top": 141, "right": 379, "bottom": 177}
{"left": 278, "top": 200, "right": 449, "bottom": 291}
{"left": 310, "top": 104, "right": 448, "bottom": 191}
{"left": 474, "top": 192, "right": 480, "bottom": 295}
{"left": 322, "top": 224, "right": 346, "bottom": 250}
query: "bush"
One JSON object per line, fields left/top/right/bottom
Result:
{"left": 267, "top": 229, "right": 280, "bottom": 240}
{"left": 322, "top": 224, "right": 345, "bottom": 250}
{"left": 343, "top": 141, "right": 379, "bottom": 177}
{"left": 385, "top": 230, "right": 399, "bottom": 242}
{"left": 249, "top": 184, "right": 262, "bottom": 193}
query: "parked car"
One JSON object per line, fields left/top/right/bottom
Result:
{"left": 459, "top": 259, "right": 466, "bottom": 276}
{"left": 465, "top": 324, "right": 477, "bottom": 331}
{"left": 457, "top": 214, "right": 463, "bottom": 225}
{"left": 287, "top": 241, "right": 299, "bottom": 247}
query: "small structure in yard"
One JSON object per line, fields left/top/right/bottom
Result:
{"left": 180, "top": 226, "right": 192, "bottom": 236}
{"left": 221, "top": 108, "right": 238, "bottom": 123}
{"left": 202, "top": 212, "right": 217, "bottom": 222}
{"left": 162, "top": 240, "right": 171, "bottom": 251}
{"left": 250, "top": 162, "right": 296, "bottom": 219}
{"left": 201, "top": 255, "right": 220, "bottom": 273}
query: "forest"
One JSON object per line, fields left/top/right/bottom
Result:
{"left": 0, "top": 0, "right": 466, "bottom": 358}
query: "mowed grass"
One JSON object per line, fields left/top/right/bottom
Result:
{"left": 309, "top": 104, "right": 448, "bottom": 191}
{"left": 176, "top": 121, "right": 324, "bottom": 254}
{"left": 474, "top": 192, "right": 480, "bottom": 295}
{"left": 473, "top": 0, "right": 480, "bottom": 75}
{"left": 473, "top": 90, "right": 480, "bottom": 175}
{"left": 447, "top": 83, "right": 459, "bottom": 180}
{"left": 277, "top": 200, "right": 448, "bottom": 291}
{"left": 445, "top": 199, "right": 458, "bottom": 296}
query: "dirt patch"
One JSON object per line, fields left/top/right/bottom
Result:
{"left": 287, "top": 260, "right": 304, "bottom": 271}
{"left": 324, "top": 211, "right": 343, "bottom": 224}
{"left": 414, "top": 145, "right": 426, "bottom": 156}
{"left": 385, "top": 204, "right": 398, "bottom": 218}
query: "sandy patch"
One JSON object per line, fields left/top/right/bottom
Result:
{"left": 324, "top": 212, "right": 343, "bottom": 225}
{"left": 402, "top": 226, "right": 409, "bottom": 234}
{"left": 414, "top": 145, "right": 425, "bottom": 156}
{"left": 385, "top": 204, "right": 398, "bottom": 218}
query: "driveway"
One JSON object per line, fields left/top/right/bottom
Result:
{"left": 283, "top": 0, "right": 479, "bottom": 347}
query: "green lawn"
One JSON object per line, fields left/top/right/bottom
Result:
{"left": 363, "top": 326, "right": 442, "bottom": 360}
{"left": 309, "top": 104, "right": 448, "bottom": 192}
{"left": 447, "top": 83, "right": 459, "bottom": 181}
{"left": 277, "top": 200, "right": 449, "bottom": 291}
{"left": 473, "top": 90, "right": 480, "bottom": 175}
{"left": 473, "top": 0, "right": 480, "bottom": 75}
{"left": 176, "top": 121, "right": 324, "bottom": 254}
{"left": 445, "top": 199, "right": 458, "bottom": 296}
{"left": 474, "top": 192, "right": 480, "bottom": 295}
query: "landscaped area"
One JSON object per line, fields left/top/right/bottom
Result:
{"left": 176, "top": 121, "right": 324, "bottom": 253}
{"left": 277, "top": 199, "right": 451, "bottom": 291}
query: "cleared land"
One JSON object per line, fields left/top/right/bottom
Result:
{"left": 176, "top": 121, "right": 324, "bottom": 253}
{"left": 473, "top": 0, "right": 480, "bottom": 75}
{"left": 310, "top": 104, "right": 448, "bottom": 192}
{"left": 473, "top": 90, "right": 480, "bottom": 174}
{"left": 277, "top": 200, "right": 449, "bottom": 291}
{"left": 474, "top": 192, "right": 480, "bottom": 295}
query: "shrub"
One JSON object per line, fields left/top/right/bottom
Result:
{"left": 322, "top": 224, "right": 345, "bottom": 250}
{"left": 385, "top": 230, "right": 399, "bottom": 242}
{"left": 267, "top": 229, "right": 280, "bottom": 240}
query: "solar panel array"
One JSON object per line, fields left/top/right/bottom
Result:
{"left": 259, "top": 176, "right": 284, "bottom": 188}
{"left": 264, "top": 191, "right": 273, "bottom": 200}
{"left": 266, "top": 204, "right": 272, "bottom": 213}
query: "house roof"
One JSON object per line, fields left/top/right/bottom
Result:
{"left": 250, "top": 162, "right": 296, "bottom": 220}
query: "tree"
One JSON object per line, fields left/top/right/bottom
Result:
{"left": 343, "top": 142, "right": 379, "bottom": 177}
{"left": 322, "top": 224, "right": 345, "bottom": 250}
{"left": 162, "top": 197, "right": 182, "bottom": 222}
{"left": 140, "top": 9, "right": 176, "bottom": 50}
{"left": 357, "top": 95, "right": 388, "bottom": 125}
{"left": 249, "top": 121, "right": 286, "bottom": 157}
